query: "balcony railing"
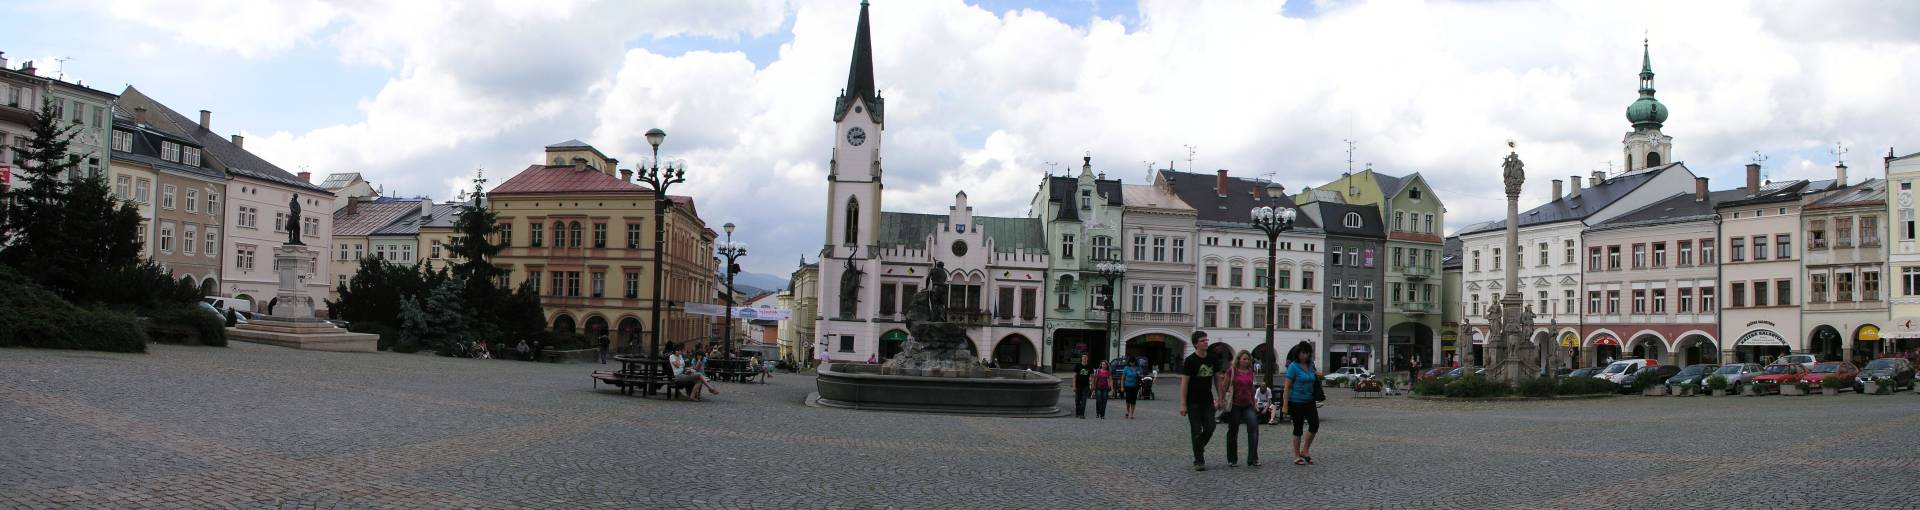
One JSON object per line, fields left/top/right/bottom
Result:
{"left": 1397, "top": 265, "right": 1434, "bottom": 279}
{"left": 1125, "top": 311, "right": 1194, "bottom": 324}
{"left": 1398, "top": 301, "right": 1435, "bottom": 314}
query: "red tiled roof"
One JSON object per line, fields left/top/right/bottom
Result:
{"left": 491, "top": 165, "right": 644, "bottom": 195}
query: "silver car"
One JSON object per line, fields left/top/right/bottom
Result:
{"left": 1710, "top": 363, "right": 1763, "bottom": 391}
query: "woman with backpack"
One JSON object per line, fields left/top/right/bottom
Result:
{"left": 1280, "top": 341, "right": 1320, "bottom": 465}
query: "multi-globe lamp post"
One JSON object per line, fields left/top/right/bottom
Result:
{"left": 1250, "top": 182, "right": 1297, "bottom": 387}
{"left": 717, "top": 223, "right": 748, "bottom": 356}
{"left": 1095, "top": 260, "right": 1126, "bottom": 362}
{"left": 637, "top": 128, "right": 685, "bottom": 395}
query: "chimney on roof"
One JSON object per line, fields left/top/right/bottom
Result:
{"left": 421, "top": 198, "right": 432, "bottom": 219}
{"left": 297, "top": 171, "right": 312, "bottom": 183}
{"left": 1551, "top": 179, "right": 1563, "bottom": 201}
{"left": 346, "top": 195, "right": 368, "bottom": 215}
{"left": 1744, "top": 163, "right": 1761, "bottom": 193}
{"left": 1888, "top": 147, "right": 1897, "bottom": 175}
{"left": 199, "top": 110, "right": 211, "bottom": 131}
{"left": 133, "top": 106, "right": 149, "bottom": 125}
{"left": 620, "top": 168, "right": 633, "bottom": 181}
{"left": 231, "top": 134, "right": 243, "bottom": 148}
{"left": 571, "top": 157, "right": 588, "bottom": 169}
{"left": 1569, "top": 175, "right": 1582, "bottom": 198}
{"left": 0, "top": 52, "right": 8, "bottom": 70}
{"left": 19, "top": 60, "right": 33, "bottom": 76}
{"left": 1591, "top": 169, "right": 1605, "bottom": 184}
{"left": 1835, "top": 161, "right": 1848, "bottom": 186}
{"left": 1695, "top": 177, "right": 1709, "bottom": 202}
{"left": 1215, "top": 169, "right": 1228, "bottom": 197}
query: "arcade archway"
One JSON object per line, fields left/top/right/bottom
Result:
{"left": 993, "top": 334, "right": 1038, "bottom": 367}
{"left": 1627, "top": 333, "right": 1667, "bottom": 362}
{"left": 584, "top": 316, "right": 609, "bottom": 342}
{"left": 1809, "top": 325, "right": 1844, "bottom": 362}
{"left": 1126, "top": 333, "right": 1187, "bottom": 373}
{"left": 880, "top": 329, "right": 910, "bottom": 360}
{"left": 617, "top": 317, "right": 643, "bottom": 353}
{"left": 1052, "top": 328, "right": 1110, "bottom": 370}
{"left": 1675, "top": 333, "right": 1718, "bottom": 365}
{"left": 551, "top": 314, "right": 576, "bottom": 334}
{"left": 1588, "top": 332, "right": 1622, "bottom": 365}
{"left": 1853, "top": 325, "right": 1883, "bottom": 366}
{"left": 1388, "top": 322, "right": 1436, "bottom": 370}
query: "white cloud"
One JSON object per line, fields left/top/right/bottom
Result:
{"left": 87, "top": 0, "right": 1920, "bottom": 274}
{"left": 107, "top": 0, "right": 339, "bottom": 59}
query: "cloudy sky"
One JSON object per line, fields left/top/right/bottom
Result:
{"left": 8, "top": 0, "right": 1919, "bottom": 276}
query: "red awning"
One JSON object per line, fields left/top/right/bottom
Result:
{"left": 1591, "top": 335, "right": 1620, "bottom": 346}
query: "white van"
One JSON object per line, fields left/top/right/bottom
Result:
{"left": 1599, "top": 358, "right": 1653, "bottom": 384}
{"left": 202, "top": 297, "right": 254, "bottom": 314}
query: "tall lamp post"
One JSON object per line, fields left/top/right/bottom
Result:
{"left": 1095, "top": 260, "right": 1127, "bottom": 362}
{"left": 717, "top": 223, "right": 748, "bottom": 356}
{"left": 637, "top": 128, "right": 685, "bottom": 394}
{"left": 1251, "top": 183, "right": 1297, "bottom": 387}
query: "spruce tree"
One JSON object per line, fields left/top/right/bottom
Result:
{"left": 0, "top": 99, "right": 143, "bottom": 301}
{"left": 447, "top": 171, "right": 510, "bottom": 341}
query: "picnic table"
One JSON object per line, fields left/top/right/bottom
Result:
{"left": 705, "top": 357, "right": 764, "bottom": 383}
{"left": 593, "top": 355, "right": 689, "bottom": 398}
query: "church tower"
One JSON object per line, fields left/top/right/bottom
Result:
{"left": 1622, "top": 39, "right": 1672, "bottom": 172}
{"left": 825, "top": 0, "right": 884, "bottom": 260}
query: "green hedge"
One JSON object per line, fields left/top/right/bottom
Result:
{"left": 1413, "top": 377, "right": 1449, "bottom": 396}
{"left": 1556, "top": 376, "right": 1617, "bottom": 396}
{"left": 544, "top": 331, "right": 592, "bottom": 351}
{"left": 1443, "top": 375, "right": 1511, "bottom": 398}
{"left": 0, "top": 271, "right": 147, "bottom": 352}
{"left": 1518, "top": 377, "right": 1558, "bottom": 398}
{"left": 144, "top": 305, "right": 227, "bottom": 347}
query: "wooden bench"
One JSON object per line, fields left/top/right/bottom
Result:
{"left": 595, "top": 369, "right": 696, "bottom": 399}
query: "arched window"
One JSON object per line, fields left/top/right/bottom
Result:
{"left": 552, "top": 221, "right": 566, "bottom": 248}
{"left": 1343, "top": 212, "right": 1362, "bottom": 228}
{"left": 844, "top": 197, "right": 860, "bottom": 245}
{"left": 569, "top": 221, "right": 583, "bottom": 248}
{"left": 1645, "top": 152, "right": 1662, "bottom": 167}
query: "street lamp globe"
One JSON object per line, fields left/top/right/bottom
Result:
{"left": 724, "top": 222, "right": 736, "bottom": 235}
{"left": 1278, "top": 207, "right": 1296, "bottom": 223}
{"left": 645, "top": 128, "right": 666, "bottom": 149}
{"left": 1252, "top": 206, "right": 1273, "bottom": 221}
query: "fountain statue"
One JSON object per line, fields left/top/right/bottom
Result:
{"left": 881, "top": 261, "right": 987, "bottom": 376}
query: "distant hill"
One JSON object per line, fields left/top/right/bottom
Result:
{"left": 732, "top": 272, "right": 788, "bottom": 292}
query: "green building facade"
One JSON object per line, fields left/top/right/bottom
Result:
{"left": 1031, "top": 157, "right": 1124, "bottom": 369}
{"left": 1302, "top": 169, "right": 1447, "bottom": 369}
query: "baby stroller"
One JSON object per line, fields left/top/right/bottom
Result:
{"left": 1139, "top": 370, "right": 1157, "bottom": 400}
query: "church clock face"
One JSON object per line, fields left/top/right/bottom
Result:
{"left": 1901, "top": 192, "right": 1912, "bottom": 207}
{"left": 846, "top": 127, "right": 866, "bottom": 146}
{"left": 951, "top": 240, "right": 968, "bottom": 257}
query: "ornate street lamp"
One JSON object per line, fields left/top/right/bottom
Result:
{"left": 636, "top": 128, "right": 685, "bottom": 394}
{"left": 1095, "top": 260, "right": 1127, "bottom": 361}
{"left": 717, "top": 222, "right": 748, "bottom": 356}
{"left": 1250, "top": 182, "right": 1297, "bottom": 387}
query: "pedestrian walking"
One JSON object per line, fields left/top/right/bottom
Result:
{"left": 1092, "top": 361, "right": 1112, "bottom": 419}
{"left": 1073, "top": 354, "right": 1093, "bottom": 418}
{"left": 1121, "top": 359, "right": 1142, "bottom": 419}
{"left": 1222, "top": 350, "right": 1260, "bottom": 467}
{"left": 1280, "top": 341, "right": 1320, "bottom": 466}
{"left": 596, "top": 334, "right": 610, "bottom": 364}
{"left": 516, "top": 339, "right": 530, "bottom": 361}
{"left": 1179, "top": 331, "right": 1220, "bottom": 471}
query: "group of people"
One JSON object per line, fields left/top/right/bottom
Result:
{"left": 665, "top": 342, "right": 724, "bottom": 401}
{"left": 1070, "top": 355, "right": 1151, "bottom": 420}
{"left": 1180, "top": 332, "right": 1323, "bottom": 470}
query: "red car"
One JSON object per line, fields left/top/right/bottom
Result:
{"left": 1801, "top": 361, "right": 1860, "bottom": 389}
{"left": 1419, "top": 367, "right": 1451, "bottom": 380}
{"left": 1749, "top": 363, "right": 1808, "bottom": 394}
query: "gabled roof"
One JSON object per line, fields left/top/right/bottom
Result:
{"left": 109, "top": 116, "right": 224, "bottom": 181}
{"left": 371, "top": 207, "right": 425, "bottom": 236}
{"left": 1303, "top": 201, "right": 1383, "bottom": 238}
{"left": 1121, "top": 184, "right": 1194, "bottom": 212}
{"left": 321, "top": 173, "right": 362, "bottom": 190}
{"left": 119, "top": 85, "right": 328, "bottom": 193}
{"left": 1160, "top": 169, "right": 1320, "bottom": 229}
{"left": 333, "top": 199, "right": 424, "bottom": 237}
{"left": 1591, "top": 188, "right": 1748, "bottom": 231}
{"left": 1372, "top": 172, "right": 1407, "bottom": 197}
{"left": 491, "top": 164, "right": 643, "bottom": 194}
{"left": 1458, "top": 162, "right": 1678, "bottom": 236}
{"left": 1807, "top": 178, "right": 1886, "bottom": 209}
{"left": 1441, "top": 236, "right": 1463, "bottom": 269}
{"left": 418, "top": 202, "right": 465, "bottom": 230}
{"left": 544, "top": 139, "right": 592, "bottom": 149}
{"left": 876, "top": 212, "right": 1045, "bottom": 253}
{"left": 1716, "top": 179, "right": 1813, "bottom": 208}
{"left": 1044, "top": 175, "right": 1122, "bottom": 222}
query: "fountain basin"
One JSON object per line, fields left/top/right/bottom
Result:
{"left": 812, "top": 363, "right": 1064, "bottom": 417}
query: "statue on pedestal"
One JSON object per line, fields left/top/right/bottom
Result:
{"left": 286, "top": 194, "right": 304, "bottom": 246}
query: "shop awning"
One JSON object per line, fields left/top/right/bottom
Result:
{"left": 1590, "top": 334, "right": 1620, "bottom": 346}
{"left": 1858, "top": 325, "right": 1881, "bottom": 341}
{"left": 881, "top": 330, "right": 910, "bottom": 343}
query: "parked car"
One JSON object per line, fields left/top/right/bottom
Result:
{"left": 1419, "top": 367, "right": 1452, "bottom": 380}
{"left": 1440, "top": 366, "right": 1488, "bottom": 379}
{"left": 202, "top": 296, "right": 254, "bottom": 313}
{"left": 1619, "top": 364, "right": 1681, "bottom": 393}
{"left": 1568, "top": 367, "right": 1602, "bottom": 378}
{"left": 1776, "top": 354, "right": 1818, "bottom": 368}
{"left": 1750, "top": 363, "right": 1810, "bottom": 394}
{"left": 1711, "top": 363, "right": 1764, "bottom": 392}
{"left": 1856, "top": 358, "right": 1918, "bottom": 391}
{"left": 1598, "top": 359, "right": 1655, "bottom": 384}
{"left": 1326, "top": 367, "right": 1374, "bottom": 384}
{"left": 1801, "top": 362, "right": 1860, "bottom": 392}
{"left": 1663, "top": 363, "right": 1720, "bottom": 392}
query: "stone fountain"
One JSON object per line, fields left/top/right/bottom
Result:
{"left": 812, "top": 262, "right": 1063, "bottom": 416}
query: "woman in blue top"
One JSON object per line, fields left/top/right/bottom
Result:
{"left": 1121, "top": 360, "right": 1141, "bottom": 419}
{"left": 1279, "top": 341, "right": 1319, "bottom": 465}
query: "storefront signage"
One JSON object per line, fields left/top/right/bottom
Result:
{"left": 1745, "top": 320, "right": 1776, "bottom": 328}
{"left": 1736, "top": 330, "right": 1788, "bottom": 347}
{"left": 1858, "top": 325, "right": 1881, "bottom": 341}
{"left": 1591, "top": 334, "right": 1620, "bottom": 346}
{"left": 1559, "top": 332, "right": 1580, "bottom": 348}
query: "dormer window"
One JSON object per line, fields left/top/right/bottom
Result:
{"left": 160, "top": 141, "right": 181, "bottom": 162}
{"left": 111, "top": 130, "right": 132, "bottom": 152}
{"left": 183, "top": 147, "right": 201, "bottom": 166}
{"left": 1080, "top": 190, "right": 1091, "bottom": 209}
{"left": 1343, "top": 212, "right": 1362, "bottom": 228}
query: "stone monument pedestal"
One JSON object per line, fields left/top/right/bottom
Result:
{"left": 227, "top": 245, "right": 377, "bottom": 352}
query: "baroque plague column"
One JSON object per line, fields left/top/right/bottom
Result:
{"left": 1487, "top": 145, "right": 1539, "bottom": 382}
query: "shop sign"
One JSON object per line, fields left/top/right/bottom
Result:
{"left": 1858, "top": 325, "right": 1881, "bottom": 341}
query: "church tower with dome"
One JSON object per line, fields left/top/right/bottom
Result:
{"left": 1622, "top": 39, "right": 1672, "bottom": 173}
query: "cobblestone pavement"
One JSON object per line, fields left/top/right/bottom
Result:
{"left": 4, "top": 344, "right": 1919, "bottom": 509}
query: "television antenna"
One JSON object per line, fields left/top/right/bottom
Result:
{"left": 54, "top": 57, "right": 71, "bottom": 81}
{"left": 1830, "top": 141, "right": 1848, "bottom": 166}
{"left": 1044, "top": 161, "right": 1059, "bottom": 175}
{"left": 1346, "top": 139, "right": 1359, "bottom": 172}
{"left": 1142, "top": 160, "right": 1155, "bottom": 181}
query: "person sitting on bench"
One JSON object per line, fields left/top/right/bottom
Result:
{"left": 669, "top": 343, "right": 718, "bottom": 401}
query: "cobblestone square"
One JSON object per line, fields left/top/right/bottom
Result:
{"left": 3, "top": 344, "right": 1918, "bottom": 509}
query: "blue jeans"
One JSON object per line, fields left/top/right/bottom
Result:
{"left": 1225, "top": 404, "right": 1259, "bottom": 465}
